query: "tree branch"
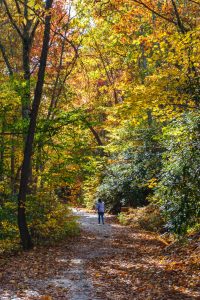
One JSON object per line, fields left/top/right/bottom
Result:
{"left": 30, "top": 19, "right": 40, "bottom": 42}
{"left": 188, "top": 0, "right": 200, "bottom": 6}
{"left": 14, "top": 0, "right": 21, "bottom": 14}
{"left": 94, "top": 40, "right": 119, "bottom": 104}
{"left": 132, "top": 0, "right": 178, "bottom": 26}
{"left": 2, "top": 0, "right": 23, "bottom": 39}
{"left": 0, "top": 40, "right": 13, "bottom": 76}
{"left": 171, "top": 0, "right": 187, "bottom": 33}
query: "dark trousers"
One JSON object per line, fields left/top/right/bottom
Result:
{"left": 98, "top": 212, "right": 104, "bottom": 224}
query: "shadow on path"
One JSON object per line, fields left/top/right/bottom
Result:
{"left": 0, "top": 209, "right": 199, "bottom": 300}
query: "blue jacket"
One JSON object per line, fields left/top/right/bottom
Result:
{"left": 96, "top": 202, "right": 105, "bottom": 213}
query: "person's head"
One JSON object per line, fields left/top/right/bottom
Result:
{"left": 98, "top": 199, "right": 102, "bottom": 203}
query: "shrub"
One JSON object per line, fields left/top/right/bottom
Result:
{"left": 117, "top": 212, "right": 130, "bottom": 225}
{"left": 27, "top": 191, "right": 80, "bottom": 243}
{"left": 118, "top": 204, "right": 165, "bottom": 232}
{"left": 0, "top": 190, "right": 79, "bottom": 253}
{"left": 155, "top": 112, "right": 200, "bottom": 235}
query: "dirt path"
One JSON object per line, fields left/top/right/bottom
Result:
{"left": 0, "top": 209, "right": 199, "bottom": 300}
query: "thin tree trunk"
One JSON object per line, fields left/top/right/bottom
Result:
{"left": 10, "top": 134, "right": 15, "bottom": 194}
{"left": 171, "top": 0, "right": 186, "bottom": 33}
{"left": 22, "top": 0, "right": 32, "bottom": 120}
{"left": 94, "top": 41, "right": 119, "bottom": 104}
{"left": 47, "top": 28, "right": 68, "bottom": 119}
{"left": 0, "top": 118, "right": 5, "bottom": 181}
{"left": 22, "top": 38, "right": 31, "bottom": 119}
{"left": 18, "top": 0, "right": 53, "bottom": 250}
{"left": 0, "top": 40, "right": 13, "bottom": 76}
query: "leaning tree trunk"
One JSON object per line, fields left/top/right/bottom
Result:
{"left": 18, "top": 0, "right": 53, "bottom": 250}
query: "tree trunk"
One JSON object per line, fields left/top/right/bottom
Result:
{"left": 22, "top": 38, "right": 31, "bottom": 119}
{"left": 10, "top": 133, "right": 15, "bottom": 194}
{"left": 22, "top": 0, "right": 32, "bottom": 120}
{"left": 171, "top": 0, "right": 186, "bottom": 34}
{"left": 0, "top": 117, "right": 5, "bottom": 181}
{"left": 18, "top": 0, "right": 53, "bottom": 250}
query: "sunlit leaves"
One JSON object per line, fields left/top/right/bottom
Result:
{"left": 155, "top": 112, "right": 200, "bottom": 235}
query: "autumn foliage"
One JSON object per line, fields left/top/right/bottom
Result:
{"left": 0, "top": 0, "right": 200, "bottom": 252}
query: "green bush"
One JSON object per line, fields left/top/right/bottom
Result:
{"left": 0, "top": 190, "right": 79, "bottom": 253}
{"left": 117, "top": 212, "right": 130, "bottom": 225}
{"left": 27, "top": 191, "right": 80, "bottom": 243}
{"left": 0, "top": 196, "right": 18, "bottom": 240}
{"left": 155, "top": 112, "right": 200, "bottom": 235}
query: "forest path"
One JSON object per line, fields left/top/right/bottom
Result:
{"left": 0, "top": 209, "right": 199, "bottom": 300}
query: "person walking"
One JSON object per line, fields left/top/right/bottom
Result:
{"left": 96, "top": 199, "right": 105, "bottom": 225}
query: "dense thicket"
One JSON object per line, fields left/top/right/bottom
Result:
{"left": 0, "top": 0, "right": 199, "bottom": 251}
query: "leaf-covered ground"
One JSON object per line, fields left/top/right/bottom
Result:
{"left": 0, "top": 210, "right": 199, "bottom": 300}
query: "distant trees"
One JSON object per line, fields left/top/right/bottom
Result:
{"left": 74, "top": 0, "right": 200, "bottom": 234}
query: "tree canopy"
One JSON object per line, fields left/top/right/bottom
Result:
{"left": 0, "top": 0, "right": 199, "bottom": 250}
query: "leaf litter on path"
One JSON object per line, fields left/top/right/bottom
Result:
{"left": 0, "top": 209, "right": 199, "bottom": 299}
